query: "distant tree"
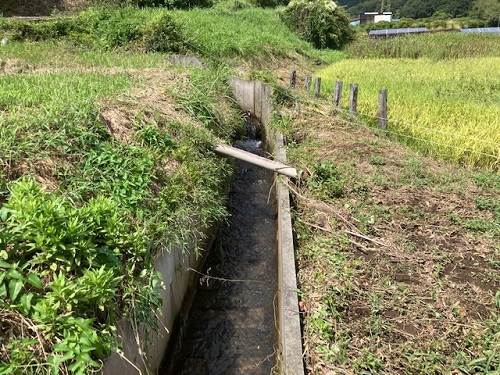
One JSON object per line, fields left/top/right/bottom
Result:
{"left": 281, "top": 0, "right": 355, "bottom": 49}
{"left": 349, "top": 0, "right": 380, "bottom": 15}
{"left": 399, "top": 0, "right": 473, "bottom": 18}
{"left": 471, "top": 0, "right": 500, "bottom": 25}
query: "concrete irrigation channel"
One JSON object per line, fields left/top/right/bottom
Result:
{"left": 102, "top": 77, "right": 303, "bottom": 375}
{"left": 165, "top": 118, "right": 279, "bottom": 374}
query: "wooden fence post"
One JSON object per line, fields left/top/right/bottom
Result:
{"left": 314, "top": 77, "right": 321, "bottom": 96}
{"left": 378, "top": 88, "right": 388, "bottom": 130}
{"left": 304, "top": 76, "right": 312, "bottom": 92}
{"left": 290, "top": 71, "right": 296, "bottom": 89}
{"left": 349, "top": 83, "right": 358, "bottom": 113}
{"left": 333, "top": 80, "right": 343, "bottom": 106}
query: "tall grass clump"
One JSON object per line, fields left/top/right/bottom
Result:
{"left": 279, "top": 0, "right": 355, "bottom": 50}
{"left": 347, "top": 33, "right": 500, "bottom": 60}
{"left": 319, "top": 57, "right": 500, "bottom": 169}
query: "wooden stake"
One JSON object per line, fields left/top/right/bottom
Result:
{"left": 314, "top": 77, "right": 321, "bottom": 96}
{"left": 290, "top": 70, "right": 296, "bottom": 89}
{"left": 378, "top": 88, "right": 388, "bottom": 130}
{"left": 304, "top": 76, "right": 312, "bottom": 92}
{"left": 349, "top": 83, "right": 358, "bottom": 113}
{"left": 333, "top": 80, "right": 343, "bottom": 106}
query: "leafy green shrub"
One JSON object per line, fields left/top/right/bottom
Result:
{"left": 136, "top": 123, "right": 178, "bottom": 150}
{"left": 0, "top": 178, "right": 148, "bottom": 374}
{"left": 143, "top": 12, "right": 186, "bottom": 53}
{"left": 280, "top": 0, "right": 355, "bottom": 49}
{"left": 1, "top": 179, "right": 140, "bottom": 274}
{"left": 7, "top": 18, "right": 79, "bottom": 41}
{"left": 68, "top": 143, "right": 154, "bottom": 210}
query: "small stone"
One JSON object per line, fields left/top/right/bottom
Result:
{"left": 1, "top": 38, "right": 9, "bottom": 46}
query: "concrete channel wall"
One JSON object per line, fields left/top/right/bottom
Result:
{"left": 229, "top": 77, "right": 304, "bottom": 375}
{"left": 102, "top": 231, "right": 214, "bottom": 374}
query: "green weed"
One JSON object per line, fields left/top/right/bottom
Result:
{"left": 307, "top": 160, "right": 347, "bottom": 199}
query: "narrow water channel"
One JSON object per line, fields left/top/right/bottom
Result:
{"left": 165, "top": 122, "right": 278, "bottom": 374}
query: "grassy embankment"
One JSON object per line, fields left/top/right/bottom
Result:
{"left": 317, "top": 33, "right": 500, "bottom": 169}
{"left": 272, "top": 31, "right": 500, "bottom": 374}
{"left": 0, "top": 6, "right": 324, "bottom": 374}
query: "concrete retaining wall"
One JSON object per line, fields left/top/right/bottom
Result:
{"left": 230, "top": 77, "right": 304, "bottom": 375}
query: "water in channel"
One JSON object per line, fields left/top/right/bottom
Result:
{"left": 166, "top": 119, "right": 278, "bottom": 374}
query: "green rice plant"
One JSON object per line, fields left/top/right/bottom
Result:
{"left": 319, "top": 57, "right": 500, "bottom": 169}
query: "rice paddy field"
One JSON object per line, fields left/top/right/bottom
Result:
{"left": 318, "top": 55, "right": 500, "bottom": 169}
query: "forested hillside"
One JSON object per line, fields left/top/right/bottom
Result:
{"left": 340, "top": 0, "right": 474, "bottom": 18}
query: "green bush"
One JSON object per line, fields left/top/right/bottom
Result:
{"left": 280, "top": 0, "right": 355, "bottom": 49}
{"left": 143, "top": 12, "right": 186, "bottom": 53}
{"left": 0, "top": 179, "right": 145, "bottom": 374}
